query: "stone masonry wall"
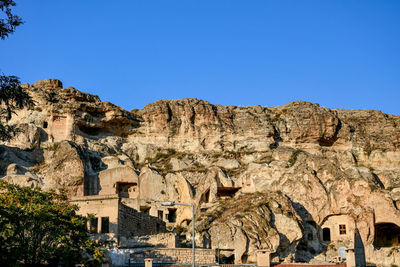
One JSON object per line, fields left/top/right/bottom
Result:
{"left": 118, "top": 202, "right": 167, "bottom": 237}
{"left": 130, "top": 248, "right": 216, "bottom": 264}
{"left": 119, "top": 233, "right": 176, "bottom": 248}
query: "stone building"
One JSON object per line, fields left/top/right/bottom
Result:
{"left": 320, "top": 215, "right": 356, "bottom": 243}
{"left": 70, "top": 157, "right": 188, "bottom": 247}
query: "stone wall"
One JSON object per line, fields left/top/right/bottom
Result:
{"left": 320, "top": 215, "right": 355, "bottom": 242}
{"left": 49, "top": 114, "right": 74, "bottom": 141}
{"left": 70, "top": 195, "right": 120, "bottom": 236}
{"left": 98, "top": 166, "right": 139, "bottom": 196}
{"left": 130, "top": 248, "right": 216, "bottom": 264}
{"left": 119, "top": 233, "right": 176, "bottom": 248}
{"left": 118, "top": 202, "right": 167, "bottom": 237}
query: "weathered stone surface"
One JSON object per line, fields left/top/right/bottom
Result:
{"left": 1, "top": 80, "right": 400, "bottom": 265}
{"left": 5, "top": 123, "right": 42, "bottom": 150}
{"left": 33, "top": 79, "right": 63, "bottom": 89}
{"left": 33, "top": 141, "right": 86, "bottom": 195}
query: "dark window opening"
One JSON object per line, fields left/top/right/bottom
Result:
{"left": 168, "top": 208, "right": 177, "bottom": 223}
{"left": 156, "top": 223, "right": 160, "bottom": 233}
{"left": 89, "top": 217, "right": 98, "bottom": 233}
{"left": 137, "top": 222, "right": 141, "bottom": 232}
{"left": 101, "top": 217, "right": 109, "bottom": 233}
{"left": 43, "top": 121, "right": 48, "bottom": 128}
{"left": 219, "top": 253, "right": 234, "bottom": 264}
{"left": 322, "top": 227, "right": 331, "bottom": 242}
{"left": 158, "top": 210, "right": 163, "bottom": 220}
{"left": 339, "top": 224, "right": 346, "bottom": 235}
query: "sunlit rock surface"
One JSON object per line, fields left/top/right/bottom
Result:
{"left": 1, "top": 79, "right": 400, "bottom": 266}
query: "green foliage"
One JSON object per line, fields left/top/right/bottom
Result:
{"left": 0, "top": 2, "right": 32, "bottom": 142}
{"left": 0, "top": 0, "right": 23, "bottom": 40}
{"left": 146, "top": 148, "right": 176, "bottom": 164}
{"left": 143, "top": 148, "right": 178, "bottom": 174}
{"left": 44, "top": 142, "right": 60, "bottom": 151}
{"left": 0, "top": 181, "right": 105, "bottom": 266}
{"left": 0, "top": 75, "right": 33, "bottom": 141}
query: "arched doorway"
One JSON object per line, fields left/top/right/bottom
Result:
{"left": 322, "top": 227, "right": 331, "bottom": 242}
{"left": 374, "top": 223, "right": 400, "bottom": 247}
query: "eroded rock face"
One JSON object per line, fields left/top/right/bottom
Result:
{"left": 201, "top": 192, "right": 303, "bottom": 263}
{"left": 1, "top": 79, "right": 400, "bottom": 265}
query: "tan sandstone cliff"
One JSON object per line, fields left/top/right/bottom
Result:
{"left": 1, "top": 79, "right": 400, "bottom": 266}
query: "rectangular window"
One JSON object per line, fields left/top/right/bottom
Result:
{"left": 101, "top": 217, "right": 109, "bottom": 233}
{"left": 167, "top": 208, "right": 177, "bottom": 223}
{"left": 89, "top": 217, "right": 98, "bottom": 233}
{"left": 339, "top": 224, "right": 346, "bottom": 235}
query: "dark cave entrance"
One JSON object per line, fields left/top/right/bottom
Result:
{"left": 374, "top": 223, "right": 400, "bottom": 247}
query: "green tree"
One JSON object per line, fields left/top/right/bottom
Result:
{"left": 0, "top": 75, "right": 33, "bottom": 141}
{"left": 0, "top": 1, "right": 32, "bottom": 141}
{"left": 0, "top": 181, "right": 105, "bottom": 266}
{"left": 0, "top": 0, "right": 23, "bottom": 40}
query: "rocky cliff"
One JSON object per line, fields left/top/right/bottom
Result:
{"left": 1, "top": 79, "right": 400, "bottom": 266}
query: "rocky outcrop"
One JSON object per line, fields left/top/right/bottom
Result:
{"left": 1, "top": 79, "right": 400, "bottom": 266}
{"left": 200, "top": 192, "right": 303, "bottom": 263}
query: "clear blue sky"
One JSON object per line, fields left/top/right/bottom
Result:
{"left": 1, "top": 1, "right": 400, "bottom": 114}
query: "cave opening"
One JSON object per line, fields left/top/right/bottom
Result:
{"left": 373, "top": 223, "right": 400, "bottom": 247}
{"left": 78, "top": 125, "right": 102, "bottom": 136}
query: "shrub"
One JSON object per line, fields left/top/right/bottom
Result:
{"left": 0, "top": 181, "right": 105, "bottom": 265}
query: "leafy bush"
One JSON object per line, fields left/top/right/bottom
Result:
{"left": 0, "top": 181, "right": 105, "bottom": 266}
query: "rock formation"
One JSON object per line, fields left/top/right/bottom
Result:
{"left": 1, "top": 79, "right": 400, "bottom": 266}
